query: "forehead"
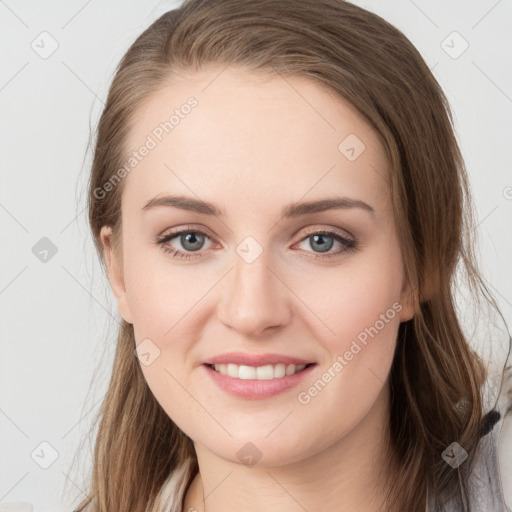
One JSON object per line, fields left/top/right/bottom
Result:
{"left": 122, "top": 66, "right": 390, "bottom": 216}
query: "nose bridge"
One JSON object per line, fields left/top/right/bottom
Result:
{"left": 217, "top": 236, "right": 291, "bottom": 336}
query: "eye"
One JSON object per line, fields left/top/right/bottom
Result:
{"left": 293, "top": 229, "right": 356, "bottom": 260}
{"left": 155, "top": 226, "right": 357, "bottom": 261}
{"left": 155, "top": 226, "right": 216, "bottom": 260}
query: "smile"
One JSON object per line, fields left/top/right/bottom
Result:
{"left": 207, "top": 362, "right": 314, "bottom": 380}
{"left": 202, "top": 362, "right": 317, "bottom": 399}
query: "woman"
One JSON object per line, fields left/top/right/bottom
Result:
{"left": 74, "top": 0, "right": 512, "bottom": 510}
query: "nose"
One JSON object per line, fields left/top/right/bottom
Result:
{"left": 217, "top": 247, "right": 293, "bottom": 337}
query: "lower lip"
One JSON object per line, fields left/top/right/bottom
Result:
{"left": 202, "top": 363, "right": 317, "bottom": 399}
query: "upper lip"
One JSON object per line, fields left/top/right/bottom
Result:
{"left": 203, "top": 352, "right": 316, "bottom": 367}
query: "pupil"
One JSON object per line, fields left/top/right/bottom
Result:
{"left": 182, "top": 232, "right": 204, "bottom": 251}
{"left": 311, "top": 234, "right": 333, "bottom": 253}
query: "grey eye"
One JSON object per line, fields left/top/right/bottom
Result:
{"left": 179, "top": 232, "right": 206, "bottom": 252}
{"left": 308, "top": 234, "right": 335, "bottom": 253}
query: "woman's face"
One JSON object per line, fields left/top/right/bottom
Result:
{"left": 101, "top": 65, "right": 414, "bottom": 466}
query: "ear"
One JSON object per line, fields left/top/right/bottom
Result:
{"left": 100, "top": 225, "right": 133, "bottom": 324}
{"left": 398, "top": 280, "right": 416, "bottom": 323}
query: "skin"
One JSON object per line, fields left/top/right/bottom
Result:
{"left": 101, "top": 65, "right": 416, "bottom": 512}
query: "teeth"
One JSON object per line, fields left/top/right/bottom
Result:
{"left": 212, "top": 363, "right": 308, "bottom": 379}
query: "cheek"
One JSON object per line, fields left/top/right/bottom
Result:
{"left": 123, "top": 244, "right": 206, "bottom": 336}
{"left": 296, "top": 256, "right": 403, "bottom": 350}
{"left": 291, "top": 266, "right": 401, "bottom": 439}
{"left": 328, "top": 279, "right": 401, "bottom": 351}
{"left": 290, "top": 248, "right": 403, "bottom": 411}
{"left": 123, "top": 249, "right": 212, "bottom": 400}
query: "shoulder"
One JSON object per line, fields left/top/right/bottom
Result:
{"left": 430, "top": 363, "right": 512, "bottom": 512}
{"left": 497, "top": 363, "right": 512, "bottom": 511}
{"left": 467, "top": 363, "right": 512, "bottom": 512}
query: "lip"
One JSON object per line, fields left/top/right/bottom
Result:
{"left": 202, "top": 352, "right": 315, "bottom": 367}
{"left": 202, "top": 362, "right": 317, "bottom": 400}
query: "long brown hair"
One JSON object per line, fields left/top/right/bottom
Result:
{"left": 73, "top": 1, "right": 509, "bottom": 510}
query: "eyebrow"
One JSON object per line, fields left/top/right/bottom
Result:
{"left": 141, "top": 194, "right": 375, "bottom": 218}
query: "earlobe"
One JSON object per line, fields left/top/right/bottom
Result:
{"left": 398, "top": 284, "right": 416, "bottom": 323}
{"left": 100, "top": 225, "right": 134, "bottom": 324}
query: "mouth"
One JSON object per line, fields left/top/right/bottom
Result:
{"left": 204, "top": 362, "right": 317, "bottom": 380}
{"left": 202, "top": 361, "right": 318, "bottom": 399}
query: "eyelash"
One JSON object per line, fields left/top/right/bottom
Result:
{"left": 155, "top": 225, "right": 357, "bottom": 261}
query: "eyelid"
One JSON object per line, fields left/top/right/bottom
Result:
{"left": 158, "top": 223, "right": 217, "bottom": 239}
{"left": 295, "top": 225, "right": 355, "bottom": 243}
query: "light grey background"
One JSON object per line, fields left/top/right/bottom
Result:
{"left": 1, "top": 1, "right": 511, "bottom": 511}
